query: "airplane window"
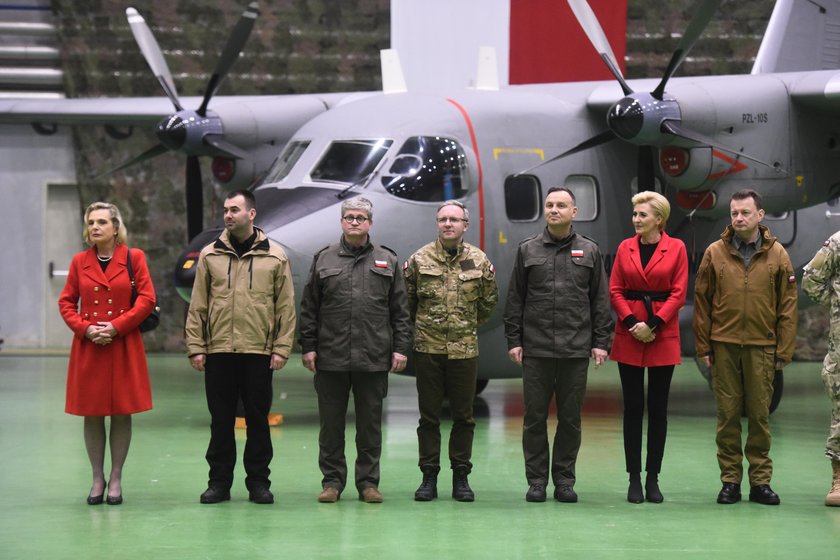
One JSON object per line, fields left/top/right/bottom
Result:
{"left": 311, "top": 139, "right": 393, "bottom": 184}
{"left": 264, "top": 140, "right": 310, "bottom": 183}
{"left": 564, "top": 174, "right": 598, "bottom": 221}
{"left": 504, "top": 175, "right": 542, "bottom": 221}
{"left": 382, "top": 136, "right": 468, "bottom": 201}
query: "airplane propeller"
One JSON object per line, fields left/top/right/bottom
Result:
{"left": 107, "top": 3, "right": 260, "bottom": 240}
{"left": 521, "top": 0, "right": 777, "bottom": 185}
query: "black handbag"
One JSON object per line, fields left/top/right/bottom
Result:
{"left": 126, "top": 248, "right": 161, "bottom": 332}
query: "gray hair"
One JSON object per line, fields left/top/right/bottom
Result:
{"left": 436, "top": 199, "right": 469, "bottom": 222}
{"left": 341, "top": 196, "right": 373, "bottom": 220}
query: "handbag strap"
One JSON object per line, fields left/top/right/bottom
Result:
{"left": 126, "top": 247, "right": 138, "bottom": 302}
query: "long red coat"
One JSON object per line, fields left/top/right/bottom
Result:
{"left": 609, "top": 232, "right": 688, "bottom": 367}
{"left": 58, "top": 245, "right": 155, "bottom": 416}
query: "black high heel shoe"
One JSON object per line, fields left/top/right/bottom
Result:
{"left": 87, "top": 479, "right": 105, "bottom": 505}
{"left": 105, "top": 480, "right": 123, "bottom": 505}
{"left": 87, "top": 493, "right": 104, "bottom": 505}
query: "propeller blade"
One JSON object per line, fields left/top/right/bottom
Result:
{"left": 96, "top": 143, "right": 169, "bottom": 177}
{"left": 637, "top": 145, "right": 656, "bottom": 190}
{"left": 204, "top": 135, "right": 252, "bottom": 160}
{"left": 126, "top": 7, "right": 183, "bottom": 111}
{"left": 652, "top": 0, "right": 722, "bottom": 99}
{"left": 197, "top": 2, "right": 260, "bottom": 116}
{"left": 186, "top": 156, "right": 204, "bottom": 240}
{"left": 516, "top": 130, "right": 616, "bottom": 176}
{"left": 660, "top": 120, "right": 783, "bottom": 171}
{"left": 566, "top": 0, "right": 633, "bottom": 95}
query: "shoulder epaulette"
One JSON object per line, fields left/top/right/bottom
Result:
{"left": 378, "top": 244, "right": 398, "bottom": 257}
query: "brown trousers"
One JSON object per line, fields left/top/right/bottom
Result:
{"left": 711, "top": 341, "right": 776, "bottom": 486}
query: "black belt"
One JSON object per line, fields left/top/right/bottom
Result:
{"left": 624, "top": 290, "right": 670, "bottom": 321}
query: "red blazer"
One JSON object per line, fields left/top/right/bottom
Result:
{"left": 609, "top": 232, "right": 688, "bottom": 367}
{"left": 58, "top": 245, "right": 155, "bottom": 416}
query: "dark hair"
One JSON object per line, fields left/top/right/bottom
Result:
{"left": 546, "top": 186, "right": 576, "bottom": 205}
{"left": 225, "top": 189, "right": 257, "bottom": 211}
{"left": 730, "top": 189, "right": 762, "bottom": 210}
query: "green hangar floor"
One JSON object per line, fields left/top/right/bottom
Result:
{"left": 1, "top": 354, "right": 837, "bottom": 559}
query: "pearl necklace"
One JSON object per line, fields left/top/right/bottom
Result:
{"left": 97, "top": 253, "right": 112, "bottom": 262}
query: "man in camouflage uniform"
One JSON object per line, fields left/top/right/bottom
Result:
{"left": 801, "top": 232, "right": 840, "bottom": 507}
{"left": 404, "top": 200, "right": 498, "bottom": 502}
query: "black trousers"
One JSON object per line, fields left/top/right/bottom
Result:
{"left": 617, "top": 363, "right": 675, "bottom": 474}
{"left": 522, "top": 357, "right": 589, "bottom": 487}
{"left": 314, "top": 370, "right": 389, "bottom": 493}
{"left": 204, "top": 353, "right": 273, "bottom": 491}
{"left": 414, "top": 352, "right": 477, "bottom": 470}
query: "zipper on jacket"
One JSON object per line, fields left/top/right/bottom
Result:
{"left": 227, "top": 256, "right": 232, "bottom": 289}
{"left": 249, "top": 256, "right": 254, "bottom": 290}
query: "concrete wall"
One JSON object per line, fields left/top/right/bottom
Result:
{"left": 0, "top": 124, "right": 78, "bottom": 348}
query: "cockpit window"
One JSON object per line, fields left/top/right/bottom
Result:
{"left": 382, "top": 136, "right": 468, "bottom": 202}
{"left": 310, "top": 139, "right": 393, "bottom": 184}
{"left": 264, "top": 140, "right": 310, "bottom": 183}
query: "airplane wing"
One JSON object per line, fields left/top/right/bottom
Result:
{"left": 0, "top": 94, "right": 350, "bottom": 126}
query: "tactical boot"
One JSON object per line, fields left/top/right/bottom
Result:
{"left": 452, "top": 465, "right": 475, "bottom": 502}
{"left": 414, "top": 464, "right": 440, "bottom": 501}
{"left": 827, "top": 460, "right": 840, "bottom": 507}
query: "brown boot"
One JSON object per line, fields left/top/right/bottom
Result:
{"left": 827, "top": 460, "right": 840, "bottom": 507}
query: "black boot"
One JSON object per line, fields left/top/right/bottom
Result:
{"left": 414, "top": 464, "right": 440, "bottom": 501}
{"left": 627, "top": 473, "right": 643, "bottom": 504}
{"left": 645, "top": 473, "right": 664, "bottom": 503}
{"left": 452, "top": 465, "right": 475, "bottom": 502}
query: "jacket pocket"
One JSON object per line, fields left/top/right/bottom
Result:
{"left": 458, "top": 269, "right": 483, "bottom": 302}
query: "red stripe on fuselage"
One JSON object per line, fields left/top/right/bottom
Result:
{"left": 447, "top": 98, "right": 485, "bottom": 250}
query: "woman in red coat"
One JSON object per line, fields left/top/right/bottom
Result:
{"left": 58, "top": 202, "right": 155, "bottom": 506}
{"left": 609, "top": 191, "right": 687, "bottom": 504}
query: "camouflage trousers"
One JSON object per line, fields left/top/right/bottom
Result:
{"left": 822, "top": 352, "right": 840, "bottom": 461}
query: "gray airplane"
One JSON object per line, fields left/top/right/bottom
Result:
{"left": 3, "top": 0, "right": 840, "bottom": 409}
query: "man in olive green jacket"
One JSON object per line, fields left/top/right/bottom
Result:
{"left": 299, "top": 197, "right": 411, "bottom": 504}
{"left": 186, "top": 190, "right": 296, "bottom": 506}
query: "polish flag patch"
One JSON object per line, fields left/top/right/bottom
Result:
{"left": 403, "top": 261, "right": 409, "bottom": 270}
{"left": 571, "top": 250, "right": 584, "bottom": 258}
{"left": 788, "top": 275, "right": 796, "bottom": 283}
{"left": 824, "top": 240, "right": 831, "bottom": 247}
{"left": 375, "top": 260, "right": 388, "bottom": 268}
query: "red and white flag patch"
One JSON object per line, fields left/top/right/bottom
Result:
{"left": 375, "top": 260, "right": 388, "bottom": 268}
{"left": 571, "top": 250, "right": 584, "bottom": 258}
{"left": 788, "top": 275, "right": 796, "bottom": 283}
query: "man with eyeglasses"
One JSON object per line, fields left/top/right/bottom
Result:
{"left": 299, "top": 197, "right": 411, "bottom": 504}
{"left": 404, "top": 200, "right": 498, "bottom": 502}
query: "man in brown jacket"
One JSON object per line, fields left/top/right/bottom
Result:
{"left": 694, "top": 189, "right": 797, "bottom": 506}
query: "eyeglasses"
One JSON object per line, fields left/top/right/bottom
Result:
{"left": 437, "top": 217, "right": 467, "bottom": 224}
{"left": 342, "top": 215, "right": 369, "bottom": 224}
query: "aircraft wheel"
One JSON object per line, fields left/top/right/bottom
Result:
{"left": 475, "top": 378, "right": 489, "bottom": 395}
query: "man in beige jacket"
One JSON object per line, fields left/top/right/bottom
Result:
{"left": 186, "top": 189, "right": 296, "bottom": 506}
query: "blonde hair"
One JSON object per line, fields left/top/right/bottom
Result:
{"left": 631, "top": 191, "right": 670, "bottom": 231}
{"left": 83, "top": 201, "right": 128, "bottom": 246}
